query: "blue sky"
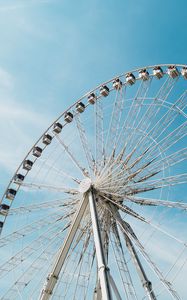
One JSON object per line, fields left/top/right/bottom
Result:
{"left": 0, "top": 1, "right": 187, "bottom": 298}
{"left": 0, "top": 0, "right": 187, "bottom": 188}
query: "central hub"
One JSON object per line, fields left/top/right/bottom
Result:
{"left": 79, "top": 178, "right": 92, "bottom": 193}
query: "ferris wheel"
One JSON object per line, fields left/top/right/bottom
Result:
{"left": 0, "top": 64, "right": 187, "bottom": 300}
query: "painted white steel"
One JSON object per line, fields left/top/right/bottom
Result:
{"left": 40, "top": 195, "right": 88, "bottom": 300}
{"left": 88, "top": 189, "right": 112, "bottom": 300}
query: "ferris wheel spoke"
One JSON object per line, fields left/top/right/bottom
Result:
{"left": 39, "top": 158, "right": 81, "bottom": 184}
{"left": 101, "top": 140, "right": 151, "bottom": 185}
{"left": 114, "top": 143, "right": 184, "bottom": 188}
{"left": 136, "top": 91, "right": 187, "bottom": 155}
{"left": 142, "top": 121, "right": 187, "bottom": 164}
{"left": 9, "top": 199, "right": 66, "bottom": 215}
{"left": 112, "top": 95, "right": 187, "bottom": 179}
{"left": 55, "top": 135, "right": 89, "bottom": 177}
{"left": 95, "top": 98, "right": 104, "bottom": 174}
{"left": 74, "top": 113, "right": 95, "bottom": 174}
{"left": 164, "top": 246, "right": 187, "bottom": 282}
{"left": 127, "top": 76, "right": 179, "bottom": 152}
{"left": 142, "top": 216, "right": 187, "bottom": 249}
{"left": 156, "top": 74, "right": 178, "bottom": 100}
{"left": 103, "top": 173, "right": 187, "bottom": 196}
{"left": 133, "top": 75, "right": 179, "bottom": 142}
{"left": 98, "top": 180, "right": 158, "bottom": 195}
{"left": 97, "top": 138, "right": 150, "bottom": 187}
{"left": 97, "top": 157, "right": 154, "bottom": 191}
{"left": 97, "top": 126, "right": 136, "bottom": 182}
{"left": 105, "top": 87, "right": 126, "bottom": 156}
{"left": 95, "top": 156, "right": 126, "bottom": 187}
{"left": 134, "top": 147, "right": 187, "bottom": 182}
{"left": 125, "top": 196, "right": 187, "bottom": 211}
{"left": 130, "top": 173, "right": 187, "bottom": 188}
{"left": 115, "top": 79, "right": 152, "bottom": 156}
{"left": 132, "top": 122, "right": 186, "bottom": 171}
{"left": 19, "top": 181, "right": 78, "bottom": 194}
{"left": 101, "top": 80, "right": 151, "bottom": 178}
{"left": 124, "top": 79, "right": 152, "bottom": 131}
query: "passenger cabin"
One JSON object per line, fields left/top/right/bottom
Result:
{"left": 100, "top": 85, "right": 109, "bottom": 97}
{"left": 53, "top": 122, "right": 62, "bottom": 134}
{"left": 181, "top": 67, "right": 187, "bottom": 79}
{"left": 43, "top": 134, "right": 52, "bottom": 145}
{"left": 167, "top": 66, "right": 179, "bottom": 78}
{"left": 76, "top": 102, "right": 85, "bottom": 113}
{"left": 113, "top": 78, "right": 122, "bottom": 90}
{"left": 14, "top": 173, "right": 24, "bottom": 184}
{"left": 23, "top": 159, "right": 33, "bottom": 171}
{"left": 139, "top": 69, "right": 149, "bottom": 81}
{"left": 125, "top": 73, "right": 136, "bottom": 85}
{"left": 6, "top": 188, "right": 17, "bottom": 200}
{"left": 88, "top": 93, "right": 97, "bottom": 104}
{"left": 0, "top": 204, "right": 10, "bottom": 216}
{"left": 153, "top": 66, "right": 164, "bottom": 79}
{"left": 33, "top": 146, "right": 42, "bottom": 158}
{"left": 64, "top": 112, "right": 73, "bottom": 123}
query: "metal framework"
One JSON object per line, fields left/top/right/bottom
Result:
{"left": 0, "top": 64, "right": 187, "bottom": 299}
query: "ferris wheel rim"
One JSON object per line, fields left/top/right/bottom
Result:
{"left": 0, "top": 63, "right": 187, "bottom": 299}
{"left": 1, "top": 63, "right": 187, "bottom": 228}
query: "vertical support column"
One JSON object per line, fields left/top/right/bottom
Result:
{"left": 88, "top": 189, "right": 112, "bottom": 300}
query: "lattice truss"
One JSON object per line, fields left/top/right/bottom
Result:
{"left": 0, "top": 65, "right": 187, "bottom": 300}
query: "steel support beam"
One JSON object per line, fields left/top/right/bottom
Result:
{"left": 110, "top": 205, "right": 157, "bottom": 300}
{"left": 39, "top": 195, "right": 88, "bottom": 300}
{"left": 88, "top": 188, "right": 113, "bottom": 300}
{"left": 109, "top": 273, "right": 123, "bottom": 300}
{"left": 125, "top": 237, "right": 157, "bottom": 300}
{"left": 93, "top": 282, "right": 102, "bottom": 300}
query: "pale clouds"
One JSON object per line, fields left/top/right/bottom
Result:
{"left": 0, "top": 103, "right": 48, "bottom": 172}
{"left": 0, "top": 0, "right": 55, "bottom": 12}
{"left": 0, "top": 69, "right": 52, "bottom": 174}
{"left": 0, "top": 68, "right": 14, "bottom": 90}
{"left": 0, "top": 101, "right": 52, "bottom": 171}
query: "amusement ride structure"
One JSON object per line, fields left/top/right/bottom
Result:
{"left": 0, "top": 64, "right": 187, "bottom": 299}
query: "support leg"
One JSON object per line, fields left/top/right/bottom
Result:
{"left": 39, "top": 195, "right": 88, "bottom": 300}
{"left": 125, "top": 237, "right": 157, "bottom": 300}
{"left": 109, "top": 274, "right": 123, "bottom": 300}
{"left": 88, "top": 189, "right": 112, "bottom": 300}
{"left": 110, "top": 204, "right": 157, "bottom": 300}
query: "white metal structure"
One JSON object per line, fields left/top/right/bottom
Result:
{"left": 0, "top": 64, "right": 187, "bottom": 299}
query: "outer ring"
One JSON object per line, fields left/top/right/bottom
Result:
{"left": 0, "top": 64, "right": 186, "bottom": 228}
